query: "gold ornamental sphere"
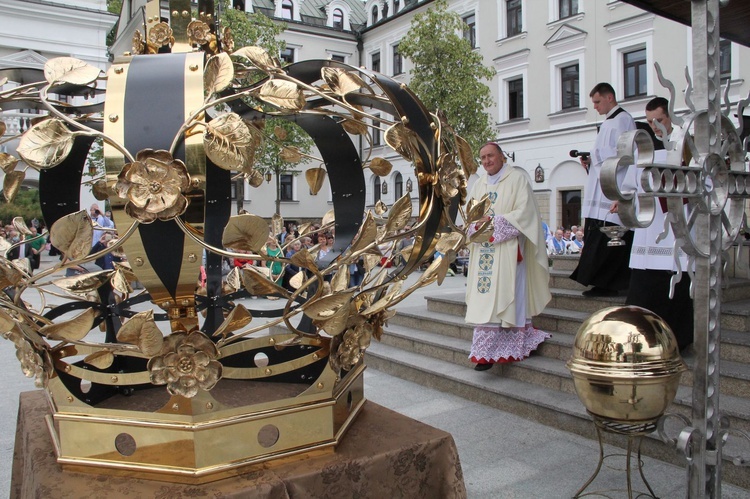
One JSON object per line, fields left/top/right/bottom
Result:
{"left": 567, "top": 306, "right": 687, "bottom": 424}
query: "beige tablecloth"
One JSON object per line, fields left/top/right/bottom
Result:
{"left": 11, "top": 390, "right": 466, "bottom": 498}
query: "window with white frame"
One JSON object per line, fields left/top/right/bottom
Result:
{"left": 508, "top": 77, "right": 524, "bottom": 120}
{"left": 372, "top": 114, "right": 381, "bottom": 146}
{"left": 280, "top": 174, "right": 294, "bottom": 201}
{"left": 463, "top": 13, "right": 476, "bottom": 49}
{"left": 332, "top": 8, "right": 344, "bottom": 28}
{"left": 560, "top": 63, "right": 579, "bottom": 109}
{"left": 559, "top": 0, "right": 578, "bottom": 19}
{"left": 373, "top": 176, "right": 381, "bottom": 204}
{"left": 371, "top": 51, "right": 380, "bottom": 72}
{"left": 720, "top": 39, "right": 732, "bottom": 81}
{"left": 623, "top": 48, "right": 647, "bottom": 99}
{"left": 330, "top": 54, "right": 346, "bottom": 63}
{"left": 507, "top": 0, "right": 523, "bottom": 37}
{"left": 394, "top": 171, "right": 403, "bottom": 199}
{"left": 281, "top": 0, "right": 293, "bottom": 20}
{"left": 280, "top": 47, "right": 295, "bottom": 65}
{"left": 392, "top": 44, "right": 403, "bottom": 75}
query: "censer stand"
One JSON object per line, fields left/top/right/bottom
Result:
{"left": 574, "top": 415, "right": 659, "bottom": 499}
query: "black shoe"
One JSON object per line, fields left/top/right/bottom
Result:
{"left": 582, "top": 287, "right": 618, "bottom": 297}
{"left": 474, "top": 363, "right": 493, "bottom": 371}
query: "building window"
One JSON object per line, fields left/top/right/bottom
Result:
{"left": 233, "top": 0, "right": 245, "bottom": 10}
{"left": 720, "top": 39, "right": 732, "bottom": 81}
{"left": 507, "top": 0, "right": 522, "bottom": 37}
{"left": 394, "top": 172, "right": 403, "bottom": 199}
{"left": 280, "top": 174, "right": 294, "bottom": 201}
{"left": 392, "top": 44, "right": 403, "bottom": 75}
{"left": 559, "top": 0, "right": 577, "bottom": 19}
{"left": 371, "top": 52, "right": 380, "bottom": 72}
{"left": 332, "top": 8, "right": 343, "bottom": 29}
{"left": 561, "top": 63, "right": 579, "bottom": 109}
{"left": 372, "top": 114, "right": 381, "bottom": 146}
{"left": 373, "top": 177, "right": 381, "bottom": 204}
{"left": 382, "top": 2, "right": 389, "bottom": 17}
{"left": 463, "top": 13, "right": 476, "bottom": 49}
{"left": 371, "top": 5, "right": 378, "bottom": 24}
{"left": 281, "top": 0, "right": 293, "bottom": 20}
{"left": 623, "top": 48, "right": 647, "bottom": 99}
{"left": 331, "top": 54, "right": 346, "bottom": 63}
{"left": 508, "top": 77, "right": 524, "bottom": 120}
{"left": 280, "top": 47, "right": 295, "bottom": 65}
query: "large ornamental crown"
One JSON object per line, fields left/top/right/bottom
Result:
{"left": 0, "top": 0, "right": 492, "bottom": 482}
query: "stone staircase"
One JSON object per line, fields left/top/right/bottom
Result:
{"left": 366, "top": 255, "right": 750, "bottom": 489}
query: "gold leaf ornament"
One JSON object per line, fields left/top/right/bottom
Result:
{"left": 435, "top": 232, "right": 464, "bottom": 254}
{"left": 455, "top": 134, "right": 478, "bottom": 176}
{"left": 84, "top": 350, "right": 114, "bottom": 369}
{"left": 148, "top": 22, "right": 173, "bottom": 47}
{"left": 232, "top": 46, "right": 281, "bottom": 73}
{"left": 212, "top": 304, "right": 252, "bottom": 339}
{"left": 50, "top": 210, "right": 93, "bottom": 260}
{"left": 204, "top": 52, "right": 234, "bottom": 96}
{"left": 374, "top": 200, "right": 387, "bottom": 216}
{"left": 384, "top": 194, "right": 413, "bottom": 234}
{"left": 341, "top": 119, "right": 368, "bottom": 136}
{"left": 0, "top": 153, "right": 18, "bottom": 174}
{"left": 41, "top": 307, "right": 97, "bottom": 342}
{"left": 385, "top": 123, "right": 417, "bottom": 162}
{"left": 257, "top": 80, "right": 306, "bottom": 111}
{"left": 350, "top": 211, "right": 377, "bottom": 254}
{"left": 52, "top": 270, "right": 114, "bottom": 295}
{"left": 203, "top": 113, "right": 256, "bottom": 171}
{"left": 280, "top": 146, "right": 302, "bottom": 163}
{"left": 0, "top": 258, "right": 26, "bottom": 288}
{"left": 321, "top": 209, "right": 335, "bottom": 228}
{"left": 306, "top": 167, "right": 327, "bottom": 195}
{"left": 368, "top": 157, "right": 393, "bottom": 176}
{"left": 12, "top": 217, "right": 32, "bottom": 236}
{"left": 222, "top": 27, "right": 234, "bottom": 53}
{"left": 116, "top": 310, "right": 164, "bottom": 356}
{"left": 246, "top": 168, "right": 264, "bottom": 187}
{"left": 290, "top": 248, "right": 316, "bottom": 270}
{"left": 271, "top": 213, "right": 284, "bottom": 240}
{"left": 17, "top": 119, "right": 76, "bottom": 170}
{"left": 321, "top": 67, "right": 369, "bottom": 96}
{"left": 273, "top": 125, "right": 288, "bottom": 140}
{"left": 222, "top": 214, "right": 269, "bottom": 253}
{"left": 3, "top": 171, "right": 25, "bottom": 203}
{"left": 111, "top": 268, "right": 133, "bottom": 294}
{"left": 43, "top": 57, "right": 101, "bottom": 86}
{"left": 305, "top": 292, "right": 354, "bottom": 336}
{"left": 240, "top": 266, "right": 287, "bottom": 297}
{"left": 92, "top": 180, "right": 109, "bottom": 200}
{"left": 0, "top": 121, "right": 5, "bottom": 137}
{"left": 466, "top": 196, "right": 491, "bottom": 224}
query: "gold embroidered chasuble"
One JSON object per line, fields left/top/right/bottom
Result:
{"left": 464, "top": 167, "right": 551, "bottom": 327}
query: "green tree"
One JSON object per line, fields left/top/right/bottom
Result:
{"left": 399, "top": 0, "right": 495, "bottom": 152}
{"left": 221, "top": 2, "right": 314, "bottom": 215}
{"left": 0, "top": 190, "right": 42, "bottom": 226}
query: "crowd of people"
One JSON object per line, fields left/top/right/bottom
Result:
{"left": 543, "top": 224, "right": 584, "bottom": 256}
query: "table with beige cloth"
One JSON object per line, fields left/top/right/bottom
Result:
{"left": 11, "top": 390, "right": 466, "bottom": 498}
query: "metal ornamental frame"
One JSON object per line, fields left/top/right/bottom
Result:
{"left": 603, "top": 1, "right": 750, "bottom": 496}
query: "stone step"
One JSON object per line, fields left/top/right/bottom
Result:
{"left": 416, "top": 294, "right": 750, "bottom": 364}
{"left": 550, "top": 254, "right": 580, "bottom": 272}
{"left": 384, "top": 315, "right": 750, "bottom": 399}
{"left": 549, "top": 269, "right": 587, "bottom": 291}
{"left": 365, "top": 342, "right": 750, "bottom": 489}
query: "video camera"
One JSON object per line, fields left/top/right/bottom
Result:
{"left": 569, "top": 149, "right": 590, "bottom": 160}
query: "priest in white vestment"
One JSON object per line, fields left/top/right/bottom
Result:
{"left": 465, "top": 143, "right": 552, "bottom": 371}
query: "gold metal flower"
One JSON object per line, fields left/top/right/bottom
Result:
{"left": 222, "top": 27, "right": 235, "bottom": 54}
{"left": 148, "top": 22, "right": 174, "bottom": 48}
{"left": 187, "top": 20, "right": 212, "bottom": 46}
{"left": 115, "top": 149, "right": 190, "bottom": 224}
{"left": 15, "top": 337, "right": 49, "bottom": 388}
{"left": 132, "top": 30, "right": 145, "bottom": 55}
{"left": 147, "top": 330, "right": 222, "bottom": 398}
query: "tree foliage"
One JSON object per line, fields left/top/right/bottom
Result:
{"left": 221, "top": 1, "right": 286, "bottom": 56}
{"left": 0, "top": 189, "right": 42, "bottom": 226}
{"left": 399, "top": 0, "right": 495, "bottom": 152}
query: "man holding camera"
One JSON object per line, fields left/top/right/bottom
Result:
{"left": 570, "top": 83, "right": 635, "bottom": 297}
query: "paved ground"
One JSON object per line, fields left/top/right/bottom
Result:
{"left": 0, "top": 254, "right": 746, "bottom": 497}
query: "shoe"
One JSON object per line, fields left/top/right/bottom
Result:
{"left": 582, "top": 287, "right": 618, "bottom": 297}
{"left": 473, "top": 363, "right": 493, "bottom": 371}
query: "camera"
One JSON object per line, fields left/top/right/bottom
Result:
{"left": 569, "top": 149, "right": 590, "bottom": 159}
